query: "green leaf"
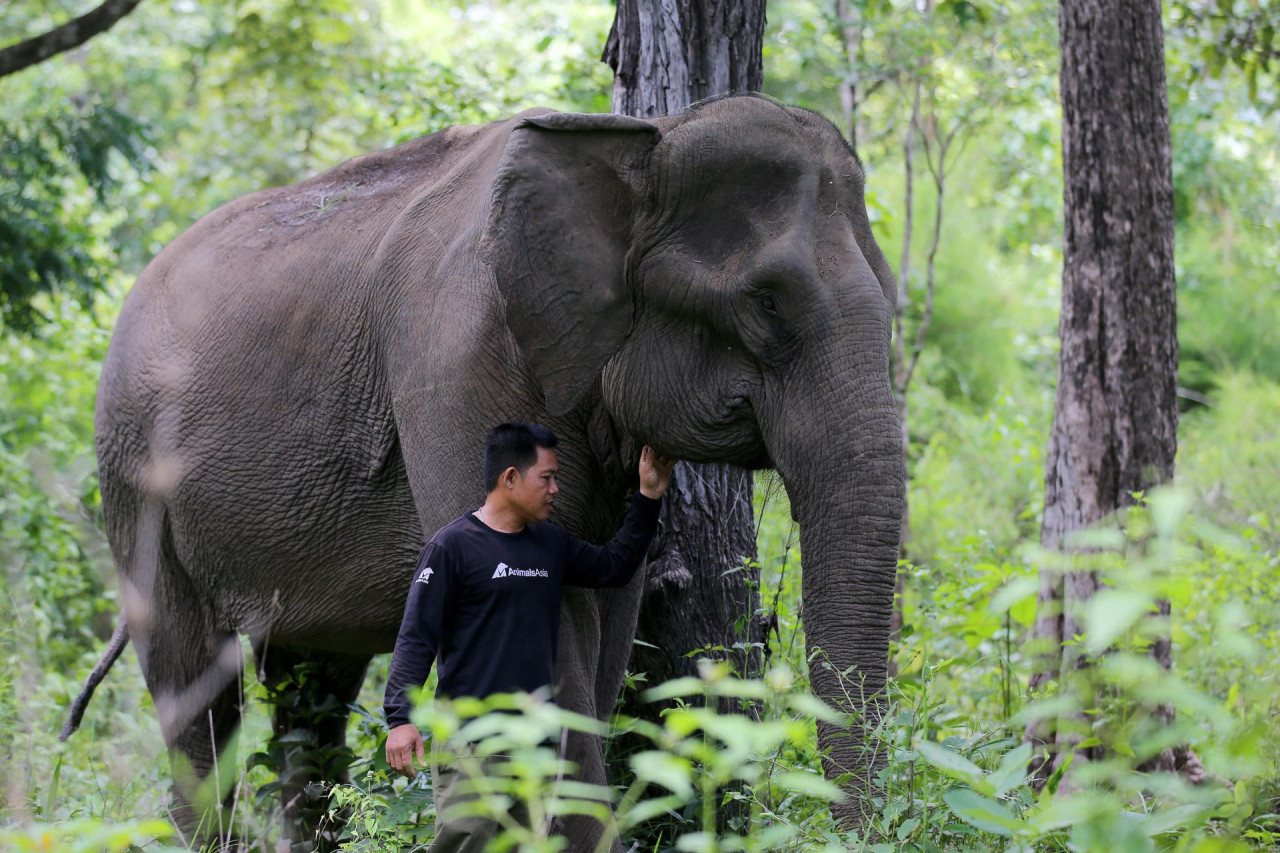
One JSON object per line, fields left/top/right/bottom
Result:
{"left": 275, "top": 727, "right": 315, "bottom": 744}
{"left": 622, "top": 795, "right": 684, "bottom": 825}
{"left": 549, "top": 779, "right": 614, "bottom": 802}
{"left": 1147, "top": 487, "right": 1193, "bottom": 538}
{"left": 1141, "top": 804, "right": 1207, "bottom": 837}
{"left": 988, "top": 576, "right": 1038, "bottom": 615}
{"left": 1026, "top": 791, "right": 1100, "bottom": 832}
{"left": 675, "top": 831, "right": 716, "bottom": 852}
{"left": 1083, "top": 589, "right": 1155, "bottom": 655}
{"left": 914, "top": 739, "right": 990, "bottom": 792}
{"left": 786, "top": 691, "right": 845, "bottom": 723}
{"left": 545, "top": 798, "right": 614, "bottom": 820}
{"left": 774, "top": 771, "right": 846, "bottom": 802}
{"left": 640, "top": 676, "right": 705, "bottom": 702}
{"left": 629, "top": 751, "right": 694, "bottom": 800}
{"left": 943, "top": 789, "right": 1030, "bottom": 837}
{"left": 706, "top": 678, "right": 768, "bottom": 700}
{"left": 988, "top": 742, "right": 1032, "bottom": 796}
{"left": 1062, "top": 526, "right": 1126, "bottom": 549}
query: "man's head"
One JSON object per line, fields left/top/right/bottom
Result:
{"left": 483, "top": 422, "right": 560, "bottom": 523}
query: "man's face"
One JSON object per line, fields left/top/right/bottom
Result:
{"left": 510, "top": 446, "right": 560, "bottom": 523}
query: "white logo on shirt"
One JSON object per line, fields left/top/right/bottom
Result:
{"left": 492, "top": 561, "right": 548, "bottom": 580}
{"left": 415, "top": 567, "right": 434, "bottom": 585}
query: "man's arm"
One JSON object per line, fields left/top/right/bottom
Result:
{"left": 383, "top": 542, "right": 454, "bottom": 777}
{"left": 563, "top": 446, "right": 675, "bottom": 589}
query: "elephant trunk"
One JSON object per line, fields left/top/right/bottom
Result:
{"left": 769, "top": 373, "right": 905, "bottom": 830}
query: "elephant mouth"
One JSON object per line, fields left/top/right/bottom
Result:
{"left": 721, "top": 392, "right": 772, "bottom": 470}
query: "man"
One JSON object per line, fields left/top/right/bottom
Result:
{"left": 383, "top": 421, "right": 675, "bottom": 850}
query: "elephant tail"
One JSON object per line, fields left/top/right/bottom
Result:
{"left": 59, "top": 620, "right": 130, "bottom": 741}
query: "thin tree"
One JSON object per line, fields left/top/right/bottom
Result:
{"left": 1025, "top": 0, "right": 1180, "bottom": 780}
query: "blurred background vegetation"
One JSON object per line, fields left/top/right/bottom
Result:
{"left": 1, "top": 0, "right": 1277, "bottom": 850}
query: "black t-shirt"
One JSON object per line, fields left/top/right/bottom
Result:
{"left": 383, "top": 492, "right": 661, "bottom": 728}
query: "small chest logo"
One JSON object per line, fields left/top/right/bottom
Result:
{"left": 492, "top": 561, "right": 548, "bottom": 580}
{"left": 415, "top": 567, "right": 434, "bottom": 585}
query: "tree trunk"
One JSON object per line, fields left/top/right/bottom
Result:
{"left": 603, "top": 0, "right": 767, "bottom": 834}
{"left": 604, "top": 0, "right": 766, "bottom": 117}
{"left": 1025, "top": 0, "right": 1178, "bottom": 781}
{"left": 631, "top": 463, "right": 762, "bottom": 689}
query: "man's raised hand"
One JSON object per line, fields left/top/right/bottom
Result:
{"left": 639, "top": 445, "right": 677, "bottom": 499}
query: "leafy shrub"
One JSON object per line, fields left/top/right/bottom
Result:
{"left": 0, "top": 817, "right": 182, "bottom": 853}
{"left": 0, "top": 105, "right": 148, "bottom": 333}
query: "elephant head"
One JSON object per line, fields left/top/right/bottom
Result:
{"left": 481, "top": 94, "right": 905, "bottom": 824}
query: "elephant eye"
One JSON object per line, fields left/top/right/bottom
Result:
{"left": 759, "top": 293, "right": 778, "bottom": 315}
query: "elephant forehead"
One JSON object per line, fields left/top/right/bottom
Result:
{"left": 656, "top": 110, "right": 814, "bottom": 183}
{"left": 646, "top": 114, "right": 855, "bottom": 246}
{"left": 648, "top": 165, "right": 827, "bottom": 269}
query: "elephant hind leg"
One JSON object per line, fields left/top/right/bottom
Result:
{"left": 254, "top": 643, "right": 371, "bottom": 853}
{"left": 127, "top": 513, "right": 246, "bottom": 846}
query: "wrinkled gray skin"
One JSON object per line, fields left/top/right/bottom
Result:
{"left": 96, "top": 94, "right": 903, "bottom": 848}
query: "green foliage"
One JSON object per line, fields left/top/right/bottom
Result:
{"left": 330, "top": 616, "right": 1268, "bottom": 853}
{"left": 1164, "top": 33, "right": 1280, "bottom": 390}
{"left": 1170, "top": 0, "right": 1280, "bottom": 105}
{"left": 909, "top": 391, "right": 1047, "bottom": 569}
{"left": 1, "top": 299, "right": 113, "bottom": 670}
{"left": 249, "top": 662, "right": 361, "bottom": 834}
{"left": 0, "top": 106, "right": 148, "bottom": 332}
{"left": 0, "top": 817, "right": 182, "bottom": 853}
{"left": 1178, "top": 373, "right": 1280, "bottom": 538}
{"left": 328, "top": 672, "right": 848, "bottom": 853}
{"left": 327, "top": 770, "right": 434, "bottom": 853}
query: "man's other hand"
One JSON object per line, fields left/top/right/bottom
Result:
{"left": 386, "top": 723, "right": 426, "bottom": 778}
{"left": 639, "top": 446, "right": 676, "bottom": 499}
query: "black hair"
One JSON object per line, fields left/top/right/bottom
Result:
{"left": 483, "top": 422, "right": 559, "bottom": 492}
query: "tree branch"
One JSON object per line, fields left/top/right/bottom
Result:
{"left": 834, "top": 0, "right": 864, "bottom": 148}
{"left": 893, "top": 78, "right": 922, "bottom": 395}
{"left": 0, "top": 0, "right": 144, "bottom": 79}
{"left": 902, "top": 132, "right": 947, "bottom": 392}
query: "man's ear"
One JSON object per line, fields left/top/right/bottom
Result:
{"left": 480, "top": 112, "right": 661, "bottom": 416}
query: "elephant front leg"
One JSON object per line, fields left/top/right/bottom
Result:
{"left": 551, "top": 582, "right": 647, "bottom": 853}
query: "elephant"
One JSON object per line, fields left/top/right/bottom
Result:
{"left": 71, "top": 93, "right": 904, "bottom": 848}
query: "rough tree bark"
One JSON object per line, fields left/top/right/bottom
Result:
{"left": 1025, "top": 0, "right": 1179, "bottom": 780}
{"left": 0, "top": 0, "right": 144, "bottom": 79}
{"left": 604, "top": 0, "right": 765, "bottom": 118}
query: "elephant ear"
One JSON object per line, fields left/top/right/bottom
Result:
{"left": 481, "top": 112, "right": 661, "bottom": 416}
